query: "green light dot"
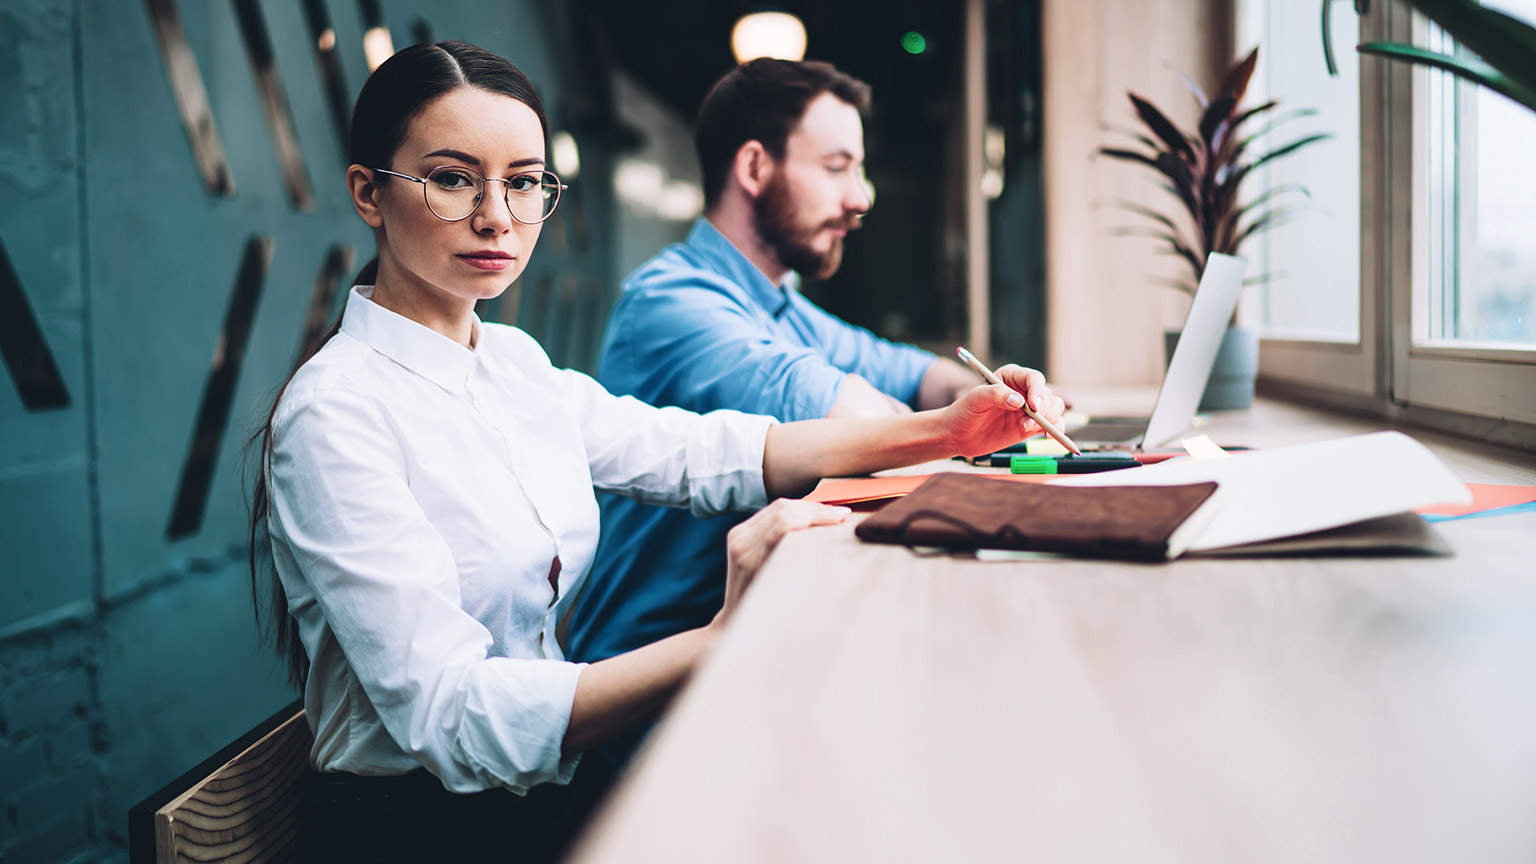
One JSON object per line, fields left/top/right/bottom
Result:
{"left": 901, "top": 31, "right": 926, "bottom": 55}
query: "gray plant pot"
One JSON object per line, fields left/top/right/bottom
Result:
{"left": 1163, "top": 327, "right": 1259, "bottom": 412}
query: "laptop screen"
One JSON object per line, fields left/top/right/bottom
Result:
{"left": 1139, "top": 252, "right": 1248, "bottom": 448}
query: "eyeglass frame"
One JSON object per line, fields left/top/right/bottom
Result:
{"left": 371, "top": 165, "right": 569, "bottom": 225}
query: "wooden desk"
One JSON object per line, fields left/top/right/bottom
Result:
{"left": 571, "top": 397, "right": 1536, "bottom": 864}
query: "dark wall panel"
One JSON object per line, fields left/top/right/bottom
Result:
{"left": 81, "top": 0, "right": 373, "bottom": 598}
{"left": 2, "top": 1, "right": 619, "bottom": 858}
{"left": 0, "top": 0, "right": 93, "bottom": 635}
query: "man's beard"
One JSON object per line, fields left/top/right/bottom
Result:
{"left": 751, "top": 172, "right": 857, "bottom": 280}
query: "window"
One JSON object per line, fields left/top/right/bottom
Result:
{"left": 1423, "top": 2, "right": 1536, "bottom": 347}
{"left": 1237, "top": 0, "right": 1361, "bottom": 342}
{"left": 1238, "top": 0, "right": 1536, "bottom": 438}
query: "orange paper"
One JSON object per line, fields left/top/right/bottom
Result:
{"left": 1416, "top": 483, "right": 1536, "bottom": 517}
{"left": 812, "top": 479, "right": 1536, "bottom": 519}
{"left": 805, "top": 472, "right": 1058, "bottom": 506}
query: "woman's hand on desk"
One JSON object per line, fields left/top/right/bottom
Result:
{"left": 714, "top": 499, "right": 851, "bottom": 627}
{"left": 942, "top": 364, "right": 1065, "bottom": 457}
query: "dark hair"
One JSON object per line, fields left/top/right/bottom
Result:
{"left": 248, "top": 42, "right": 549, "bottom": 689}
{"left": 695, "top": 58, "right": 871, "bottom": 209}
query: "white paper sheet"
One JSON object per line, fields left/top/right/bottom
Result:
{"left": 1051, "top": 431, "right": 1471, "bottom": 551}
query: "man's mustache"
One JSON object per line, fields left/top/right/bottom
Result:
{"left": 822, "top": 215, "right": 863, "bottom": 232}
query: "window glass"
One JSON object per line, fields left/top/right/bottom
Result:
{"left": 1424, "top": 0, "right": 1536, "bottom": 346}
{"left": 1241, "top": 0, "right": 1363, "bottom": 341}
{"left": 1237, "top": 0, "right": 1362, "bottom": 341}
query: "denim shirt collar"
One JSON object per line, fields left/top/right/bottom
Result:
{"left": 687, "top": 218, "right": 796, "bottom": 318}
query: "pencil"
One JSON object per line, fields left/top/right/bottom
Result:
{"left": 955, "top": 346, "right": 1082, "bottom": 456}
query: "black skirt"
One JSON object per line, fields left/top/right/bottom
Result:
{"left": 298, "top": 754, "right": 615, "bottom": 863}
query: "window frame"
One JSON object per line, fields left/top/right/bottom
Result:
{"left": 1252, "top": 0, "right": 1536, "bottom": 444}
{"left": 1397, "top": 4, "right": 1536, "bottom": 426}
{"left": 1245, "top": 0, "right": 1382, "bottom": 399}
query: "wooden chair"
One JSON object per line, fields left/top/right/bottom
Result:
{"left": 129, "top": 698, "right": 311, "bottom": 863}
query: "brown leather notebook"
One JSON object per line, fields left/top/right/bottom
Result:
{"left": 854, "top": 473, "right": 1222, "bottom": 561}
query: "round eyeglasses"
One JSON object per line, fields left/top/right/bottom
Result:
{"left": 372, "top": 166, "right": 567, "bottom": 224}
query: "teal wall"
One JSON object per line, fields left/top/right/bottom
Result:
{"left": 0, "top": 1, "right": 615, "bottom": 860}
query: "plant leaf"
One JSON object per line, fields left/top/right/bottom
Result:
{"left": 1229, "top": 99, "right": 1280, "bottom": 131}
{"left": 1234, "top": 208, "right": 1305, "bottom": 248}
{"left": 1235, "top": 184, "right": 1311, "bottom": 220}
{"left": 1358, "top": 42, "right": 1536, "bottom": 111}
{"left": 1217, "top": 47, "right": 1259, "bottom": 103}
{"left": 1199, "top": 95, "right": 1237, "bottom": 149}
{"left": 1129, "top": 93, "right": 1195, "bottom": 159}
{"left": 1097, "top": 147, "right": 1161, "bottom": 169}
{"left": 1152, "top": 243, "right": 1207, "bottom": 283}
{"left": 1247, "top": 133, "right": 1332, "bottom": 171}
{"left": 1228, "top": 108, "right": 1320, "bottom": 167}
{"left": 1240, "top": 108, "right": 1320, "bottom": 144}
{"left": 1104, "top": 198, "right": 1183, "bottom": 233}
{"left": 1148, "top": 275, "right": 1199, "bottom": 296}
{"left": 1109, "top": 225, "right": 1204, "bottom": 274}
{"left": 1155, "top": 151, "right": 1201, "bottom": 226}
{"left": 1400, "top": 0, "right": 1536, "bottom": 98}
{"left": 1178, "top": 71, "right": 1209, "bottom": 109}
{"left": 1323, "top": 0, "right": 1342, "bottom": 76}
{"left": 1100, "top": 122, "right": 1158, "bottom": 149}
{"left": 1211, "top": 163, "right": 1253, "bottom": 243}
{"left": 1108, "top": 226, "right": 1189, "bottom": 247}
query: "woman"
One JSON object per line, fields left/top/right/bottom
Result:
{"left": 249, "top": 41, "right": 1062, "bottom": 861}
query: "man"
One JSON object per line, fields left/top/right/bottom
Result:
{"left": 567, "top": 59, "right": 986, "bottom": 690}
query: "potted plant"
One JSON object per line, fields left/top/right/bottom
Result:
{"left": 1098, "top": 47, "right": 1329, "bottom": 411}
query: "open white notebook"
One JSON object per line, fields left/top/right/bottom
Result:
{"left": 1050, "top": 431, "right": 1471, "bottom": 553}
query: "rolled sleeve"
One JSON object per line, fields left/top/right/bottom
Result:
{"left": 270, "top": 388, "right": 580, "bottom": 792}
{"left": 797, "top": 300, "right": 936, "bottom": 407}
{"left": 681, "top": 408, "right": 775, "bottom": 516}
{"left": 452, "top": 658, "right": 585, "bottom": 790}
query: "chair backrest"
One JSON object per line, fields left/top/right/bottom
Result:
{"left": 129, "top": 698, "right": 311, "bottom": 864}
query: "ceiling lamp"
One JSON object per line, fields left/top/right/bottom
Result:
{"left": 731, "top": 12, "right": 807, "bottom": 64}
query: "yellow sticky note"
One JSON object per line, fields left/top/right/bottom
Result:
{"left": 1182, "top": 434, "right": 1231, "bottom": 461}
{"left": 1025, "top": 437, "right": 1069, "bottom": 456}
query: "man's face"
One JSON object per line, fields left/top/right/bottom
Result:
{"left": 752, "top": 92, "right": 873, "bottom": 280}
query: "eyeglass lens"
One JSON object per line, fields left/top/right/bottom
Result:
{"left": 423, "top": 166, "right": 561, "bottom": 223}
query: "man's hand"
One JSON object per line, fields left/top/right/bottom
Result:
{"left": 939, "top": 365, "right": 1065, "bottom": 457}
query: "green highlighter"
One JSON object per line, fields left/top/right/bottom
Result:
{"left": 1010, "top": 454, "right": 1139, "bottom": 474}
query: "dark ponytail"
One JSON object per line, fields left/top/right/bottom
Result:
{"left": 248, "top": 42, "right": 550, "bottom": 689}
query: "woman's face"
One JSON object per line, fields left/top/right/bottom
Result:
{"left": 361, "top": 87, "right": 546, "bottom": 310}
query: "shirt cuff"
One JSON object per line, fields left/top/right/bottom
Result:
{"left": 888, "top": 348, "right": 938, "bottom": 408}
{"left": 684, "top": 409, "right": 776, "bottom": 516}
{"left": 787, "top": 362, "right": 846, "bottom": 421}
{"left": 450, "top": 658, "right": 586, "bottom": 794}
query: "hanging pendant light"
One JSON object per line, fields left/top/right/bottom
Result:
{"left": 731, "top": 11, "right": 807, "bottom": 64}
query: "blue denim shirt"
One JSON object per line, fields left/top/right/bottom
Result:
{"left": 567, "top": 219, "right": 936, "bottom": 665}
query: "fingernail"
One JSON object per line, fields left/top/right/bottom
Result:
{"left": 1006, "top": 392, "right": 1024, "bottom": 408}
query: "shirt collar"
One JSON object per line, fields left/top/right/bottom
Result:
{"left": 687, "top": 218, "right": 795, "bottom": 318}
{"left": 340, "top": 285, "right": 480, "bottom": 392}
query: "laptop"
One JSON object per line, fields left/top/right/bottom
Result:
{"left": 1066, "top": 252, "right": 1247, "bottom": 450}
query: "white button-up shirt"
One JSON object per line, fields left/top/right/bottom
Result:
{"left": 267, "top": 286, "right": 773, "bottom": 793}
